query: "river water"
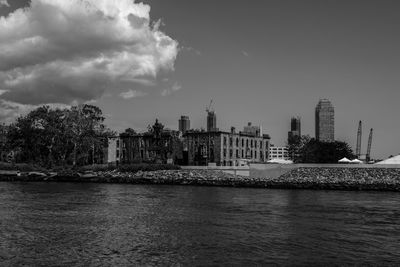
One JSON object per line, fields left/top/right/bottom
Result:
{"left": 0, "top": 182, "right": 399, "bottom": 266}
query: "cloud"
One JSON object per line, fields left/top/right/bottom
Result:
{"left": 0, "top": 99, "right": 69, "bottom": 124}
{"left": 0, "top": 0, "right": 178, "bottom": 108}
{"left": 161, "top": 82, "right": 182, "bottom": 96}
{"left": 242, "top": 50, "right": 249, "bottom": 57}
{"left": 0, "top": 0, "right": 9, "bottom": 7}
{"left": 119, "top": 89, "right": 147, "bottom": 99}
{"left": 183, "top": 46, "right": 201, "bottom": 56}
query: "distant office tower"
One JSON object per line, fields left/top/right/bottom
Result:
{"left": 243, "top": 122, "right": 262, "bottom": 137}
{"left": 315, "top": 99, "right": 335, "bottom": 142}
{"left": 288, "top": 117, "right": 301, "bottom": 141}
{"left": 207, "top": 111, "right": 217, "bottom": 132}
{"left": 179, "top": 116, "right": 190, "bottom": 133}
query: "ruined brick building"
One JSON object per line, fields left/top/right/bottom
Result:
{"left": 184, "top": 126, "right": 270, "bottom": 166}
{"left": 107, "top": 120, "right": 184, "bottom": 164}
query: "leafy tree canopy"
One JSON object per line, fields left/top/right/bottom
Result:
{"left": 7, "top": 104, "right": 114, "bottom": 167}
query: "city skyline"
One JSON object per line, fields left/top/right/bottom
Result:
{"left": 0, "top": 0, "right": 400, "bottom": 159}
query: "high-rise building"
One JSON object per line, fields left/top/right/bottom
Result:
{"left": 243, "top": 122, "right": 262, "bottom": 137}
{"left": 207, "top": 111, "right": 217, "bottom": 132}
{"left": 179, "top": 115, "right": 190, "bottom": 133}
{"left": 287, "top": 117, "right": 301, "bottom": 141}
{"left": 315, "top": 99, "right": 335, "bottom": 142}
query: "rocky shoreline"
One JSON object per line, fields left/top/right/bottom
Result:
{"left": 1, "top": 167, "right": 400, "bottom": 191}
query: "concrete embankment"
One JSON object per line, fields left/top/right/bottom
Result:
{"left": 1, "top": 167, "right": 400, "bottom": 191}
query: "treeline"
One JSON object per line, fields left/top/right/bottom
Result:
{"left": 288, "top": 135, "right": 355, "bottom": 163}
{"left": 4, "top": 104, "right": 114, "bottom": 167}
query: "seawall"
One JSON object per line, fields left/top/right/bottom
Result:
{"left": 1, "top": 165, "right": 400, "bottom": 191}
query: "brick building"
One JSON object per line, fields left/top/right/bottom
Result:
{"left": 184, "top": 128, "right": 270, "bottom": 166}
{"left": 107, "top": 120, "right": 184, "bottom": 164}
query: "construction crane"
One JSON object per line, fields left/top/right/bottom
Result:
{"left": 206, "top": 99, "right": 214, "bottom": 114}
{"left": 356, "top": 120, "right": 362, "bottom": 159}
{"left": 366, "top": 128, "right": 373, "bottom": 162}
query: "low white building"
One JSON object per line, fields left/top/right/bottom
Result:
{"left": 269, "top": 145, "right": 289, "bottom": 160}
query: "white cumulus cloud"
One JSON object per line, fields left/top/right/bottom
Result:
{"left": 161, "top": 82, "right": 182, "bottom": 96}
{"left": 0, "top": 0, "right": 178, "bottom": 119}
{"left": 119, "top": 89, "right": 147, "bottom": 99}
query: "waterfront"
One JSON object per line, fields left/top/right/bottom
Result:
{"left": 1, "top": 182, "right": 399, "bottom": 265}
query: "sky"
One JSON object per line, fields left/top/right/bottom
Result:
{"left": 0, "top": 0, "right": 399, "bottom": 159}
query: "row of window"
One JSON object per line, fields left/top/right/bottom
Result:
{"left": 223, "top": 148, "right": 268, "bottom": 160}
{"left": 223, "top": 136, "right": 268, "bottom": 149}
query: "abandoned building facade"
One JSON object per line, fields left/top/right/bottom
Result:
{"left": 107, "top": 120, "right": 184, "bottom": 165}
{"left": 184, "top": 128, "right": 270, "bottom": 166}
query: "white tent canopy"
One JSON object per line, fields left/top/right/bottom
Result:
{"left": 375, "top": 155, "right": 400, "bottom": 165}
{"left": 267, "top": 158, "right": 293, "bottom": 164}
{"left": 350, "top": 159, "right": 363, "bottom": 164}
{"left": 338, "top": 157, "right": 351, "bottom": 163}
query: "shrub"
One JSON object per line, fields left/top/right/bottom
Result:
{"left": 79, "top": 163, "right": 181, "bottom": 173}
{"left": 0, "top": 162, "right": 46, "bottom": 172}
{"left": 117, "top": 163, "right": 180, "bottom": 173}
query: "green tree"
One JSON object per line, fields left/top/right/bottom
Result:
{"left": 287, "top": 134, "right": 311, "bottom": 162}
{"left": 297, "top": 138, "right": 355, "bottom": 163}
{"left": 7, "top": 104, "right": 114, "bottom": 167}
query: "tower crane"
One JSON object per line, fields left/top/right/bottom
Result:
{"left": 356, "top": 120, "right": 362, "bottom": 159}
{"left": 366, "top": 128, "right": 373, "bottom": 162}
{"left": 206, "top": 99, "right": 214, "bottom": 114}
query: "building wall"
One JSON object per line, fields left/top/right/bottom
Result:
{"left": 269, "top": 146, "right": 289, "bottom": 160}
{"left": 179, "top": 116, "right": 190, "bottom": 133}
{"left": 108, "top": 132, "right": 184, "bottom": 165}
{"left": 185, "top": 131, "right": 270, "bottom": 166}
{"left": 243, "top": 122, "right": 262, "bottom": 137}
{"left": 107, "top": 137, "right": 120, "bottom": 163}
{"left": 315, "top": 99, "right": 335, "bottom": 142}
{"left": 207, "top": 112, "right": 217, "bottom": 132}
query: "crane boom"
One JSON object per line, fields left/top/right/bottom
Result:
{"left": 366, "top": 128, "right": 373, "bottom": 162}
{"left": 356, "top": 120, "right": 362, "bottom": 158}
{"left": 206, "top": 99, "right": 214, "bottom": 113}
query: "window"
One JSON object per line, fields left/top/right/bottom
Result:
{"left": 255, "top": 150, "right": 257, "bottom": 158}
{"left": 250, "top": 150, "right": 253, "bottom": 158}
{"left": 223, "top": 149, "right": 227, "bottom": 157}
{"left": 229, "top": 149, "right": 233, "bottom": 158}
{"left": 116, "top": 140, "right": 120, "bottom": 147}
{"left": 260, "top": 141, "right": 262, "bottom": 148}
{"left": 116, "top": 150, "right": 119, "bottom": 158}
{"left": 242, "top": 139, "right": 244, "bottom": 147}
{"left": 242, "top": 150, "right": 244, "bottom": 158}
{"left": 236, "top": 149, "right": 239, "bottom": 158}
{"left": 251, "top": 140, "right": 253, "bottom": 148}
{"left": 255, "top": 140, "right": 257, "bottom": 148}
{"left": 224, "top": 136, "right": 227, "bottom": 146}
{"left": 236, "top": 138, "right": 239, "bottom": 147}
{"left": 246, "top": 139, "right": 249, "bottom": 147}
{"left": 229, "top": 137, "right": 233, "bottom": 146}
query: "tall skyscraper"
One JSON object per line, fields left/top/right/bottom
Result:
{"left": 315, "top": 99, "right": 335, "bottom": 142}
{"left": 288, "top": 117, "right": 301, "bottom": 141}
{"left": 207, "top": 111, "right": 217, "bottom": 132}
{"left": 179, "top": 115, "right": 190, "bottom": 133}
